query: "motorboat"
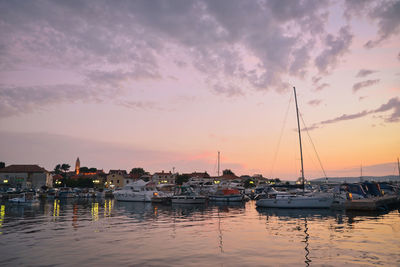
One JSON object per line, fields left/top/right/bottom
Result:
{"left": 152, "top": 184, "right": 175, "bottom": 204}
{"left": 9, "top": 192, "right": 39, "bottom": 205}
{"left": 56, "top": 187, "right": 75, "bottom": 198}
{"left": 209, "top": 188, "right": 244, "bottom": 202}
{"left": 171, "top": 185, "right": 207, "bottom": 204}
{"left": 113, "top": 180, "right": 158, "bottom": 202}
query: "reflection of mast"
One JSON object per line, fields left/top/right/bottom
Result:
{"left": 217, "top": 208, "right": 224, "bottom": 253}
{"left": 303, "top": 217, "right": 311, "bottom": 266}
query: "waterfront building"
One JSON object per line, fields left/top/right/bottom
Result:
{"left": 106, "top": 170, "right": 127, "bottom": 188}
{"left": 0, "top": 165, "right": 53, "bottom": 189}
{"left": 152, "top": 170, "right": 176, "bottom": 184}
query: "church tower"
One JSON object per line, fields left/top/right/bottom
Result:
{"left": 75, "top": 157, "right": 80, "bottom": 175}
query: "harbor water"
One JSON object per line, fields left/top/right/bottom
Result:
{"left": 0, "top": 199, "right": 399, "bottom": 266}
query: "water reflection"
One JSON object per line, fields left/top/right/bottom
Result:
{"left": 0, "top": 200, "right": 398, "bottom": 266}
{"left": 303, "top": 217, "right": 311, "bottom": 266}
{"left": 0, "top": 205, "right": 5, "bottom": 234}
{"left": 53, "top": 199, "right": 60, "bottom": 219}
{"left": 91, "top": 202, "right": 99, "bottom": 221}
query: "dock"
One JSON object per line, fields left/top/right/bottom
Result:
{"left": 344, "top": 195, "right": 400, "bottom": 211}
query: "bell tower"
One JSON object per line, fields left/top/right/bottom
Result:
{"left": 75, "top": 157, "right": 80, "bottom": 175}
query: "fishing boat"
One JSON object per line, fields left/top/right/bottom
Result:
{"left": 256, "top": 87, "right": 334, "bottom": 209}
{"left": 171, "top": 185, "right": 207, "bottom": 204}
{"left": 113, "top": 179, "right": 158, "bottom": 202}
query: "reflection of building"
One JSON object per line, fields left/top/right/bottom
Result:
{"left": 0, "top": 165, "right": 53, "bottom": 189}
{"left": 75, "top": 157, "right": 80, "bottom": 175}
{"left": 152, "top": 171, "right": 176, "bottom": 184}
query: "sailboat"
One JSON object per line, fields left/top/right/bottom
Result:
{"left": 256, "top": 87, "right": 334, "bottom": 208}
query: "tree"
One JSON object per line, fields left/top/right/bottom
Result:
{"left": 222, "top": 169, "right": 235, "bottom": 175}
{"left": 54, "top": 164, "right": 62, "bottom": 175}
{"left": 61, "top": 164, "right": 70, "bottom": 178}
{"left": 0, "top": 162, "right": 5, "bottom": 169}
{"left": 130, "top": 167, "right": 146, "bottom": 177}
{"left": 175, "top": 174, "right": 189, "bottom": 185}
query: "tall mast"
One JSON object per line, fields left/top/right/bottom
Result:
{"left": 397, "top": 158, "right": 400, "bottom": 178}
{"left": 293, "top": 87, "right": 305, "bottom": 193}
{"left": 218, "top": 151, "right": 220, "bottom": 177}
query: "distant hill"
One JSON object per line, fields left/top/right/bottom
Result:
{"left": 311, "top": 175, "right": 400, "bottom": 183}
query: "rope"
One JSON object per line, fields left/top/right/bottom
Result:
{"left": 299, "top": 112, "right": 328, "bottom": 181}
{"left": 269, "top": 93, "right": 293, "bottom": 178}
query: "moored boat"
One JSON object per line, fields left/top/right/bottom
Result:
{"left": 171, "top": 185, "right": 207, "bottom": 204}
{"left": 9, "top": 192, "right": 39, "bottom": 205}
{"left": 113, "top": 180, "right": 158, "bottom": 202}
{"left": 209, "top": 188, "right": 244, "bottom": 202}
{"left": 256, "top": 87, "right": 334, "bottom": 209}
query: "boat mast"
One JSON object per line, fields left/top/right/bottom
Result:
{"left": 218, "top": 151, "right": 220, "bottom": 177}
{"left": 293, "top": 87, "right": 305, "bottom": 193}
{"left": 397, "top": 157, "right": 400, "bottom": 179}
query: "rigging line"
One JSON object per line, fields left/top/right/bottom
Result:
{"left": 269, "top": 93, "right": 293, "bottom": 178}
{"left": 299, "top": 112, "right": 328, "bottom": 179}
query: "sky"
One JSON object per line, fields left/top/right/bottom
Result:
{"left": 0, "top": 0, "right": 399, "bottom": 180}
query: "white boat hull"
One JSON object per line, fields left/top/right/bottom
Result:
{"left": 114, "top": 192, "right": 154, "bottom": 202}
{"left": 256, "top": 195, "right": 333, "bottom": 208}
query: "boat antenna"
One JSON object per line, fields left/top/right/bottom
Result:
{"left": 293, "top": 87, "right": 305, "bottom": 193}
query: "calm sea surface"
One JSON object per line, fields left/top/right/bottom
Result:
{"left": 0, "top": 199, "right": 399, "bottom": 266}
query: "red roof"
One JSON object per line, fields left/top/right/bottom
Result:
{"left": 0, "top": 165, "right": 48, "bottom": 173}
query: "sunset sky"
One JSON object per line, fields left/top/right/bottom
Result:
{"left": 0, "top": 0, "right": 399, "bottom": 180}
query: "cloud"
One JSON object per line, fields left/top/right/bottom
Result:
{"left": 212, "top": 83, "right": 244, "bottom": 97}
{"left": 0, "top": 0, "right": 397, "bottom": 118}
{"left": 308, "top": 99, "right": 322, "bottom": 106}
{"left": 364, "top": 1, "right": 400, "bottom": 48}
{"left": 0, "top": 1, "right": 332, "bottom": 100}
{"left": 356, "top": 69, "right": 378, "bottom": 78}
{"left": 352, "top": 79, "right": 380, "bottom": 92}
{"left": 314, "top": 26, "right": 353, "bottom": 74}
{"left": 116, "top": 100, "right": 163, "bottom": 111}
{"left": 315, "top": 83, "right": 330, "bottom": 91}
{"left": 305, "top": 97, "right": 400, "bottom": 130}
{"left": 344, "top": 0, "right": 400, "bottom": 48}
{"left": 0, "top": 84, "right": 99, "bottom": 117}
{"left": 374, "top": 97, "right": 400, "bottom": 122}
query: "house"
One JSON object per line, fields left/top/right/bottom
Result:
{"left": 152, "top": 171, "right": 175, "bottom": 184}
{"left": 0, "top": 165, "right": 53, "bottom": 189}
{"left": 106, "top": 169, "right": 127, "bottom": 188}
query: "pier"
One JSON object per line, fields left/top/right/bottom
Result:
{"left": 344, "top": 195, "right": 400, "bottom": 211}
